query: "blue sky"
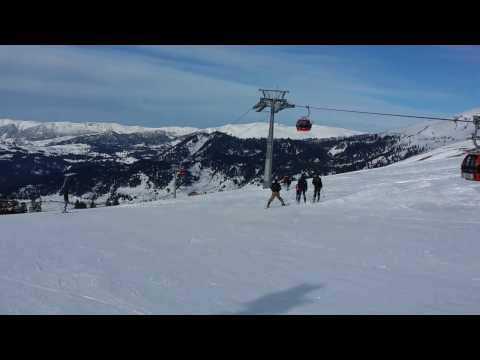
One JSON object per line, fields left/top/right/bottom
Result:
{"left": 0, "top": 45, "right": 479, "bottom": 132}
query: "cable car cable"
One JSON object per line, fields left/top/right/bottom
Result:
{"left": 294, "top": 105, "right": 473, "bottom": 123}
{"left": 231, "top": 108, "right": 253, "bottom": 125}
{"left": 228, "top": 107, "right": 274, "bottom": 139}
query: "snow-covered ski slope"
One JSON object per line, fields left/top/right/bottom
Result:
{"left": 1, "top": 140, "right": 479, "bottom": 314}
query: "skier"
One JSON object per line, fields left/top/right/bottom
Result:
{"left": 286, "top": 176, "right": 292, "bottom": 190}
{"left": 312, "top": 174, "right": 323, "bottom": 202}
{"left": 60, "top": 177, "right": 70, "bottom": 213}
{"left": 296, "top": 174, "right": 308, "bottom": 203}
{"left": 282, "top": 175, "right": 291, "bottom": 191}
{"left": 266, "top": 178, "right": 286, "bottom": 208}
{"left": 62, "top": 188, "right": 70, "bottom": 213}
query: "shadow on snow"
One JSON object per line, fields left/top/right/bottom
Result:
{"left": 233, "top": 283, "right": 323, "bottom": 315}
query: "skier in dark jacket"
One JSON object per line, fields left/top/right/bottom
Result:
{"left": 62, "top": 189, "right": 69, "bottom": 213}
{"left": 267, "top": 178, "right": 286, "bottom": 208}
{"left": 312, "top": 175, "right": 323, "bottom": 202}
{"left": 60, "top": 177, "right": 70, "bottom": 213}
{"left": 296, "top": 174, "right": 308, "bottom": 203}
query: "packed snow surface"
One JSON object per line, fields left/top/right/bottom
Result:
{"left": 1, "top": 141, "right": 479, "bottom": 314}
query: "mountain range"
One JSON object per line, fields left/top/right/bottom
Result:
{"left": 0, "top": 110, "right": 477, "bottom": 203}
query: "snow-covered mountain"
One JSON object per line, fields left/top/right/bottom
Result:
{"left": 2, "top": 107, "right": 478, "bottom": 144}
{"left": 385, "top": 115, "right": 476, "bottom": 147}
{"left": 1, "top": 139, "right": 479, "bottom": 314}
{"left": 1, "top": 108, "right": 478, "bottom": 201}
{"left": 204, "top": 122, "right": 362, "bottom": 139}
{"left": 0, "top": 118, "right": 186, "bottom": 141}
{"left": 0, "top": 118, "right": 362, "bottom": 142}
{"left": 0, "top": 129, "right": 418, "bottom": 201}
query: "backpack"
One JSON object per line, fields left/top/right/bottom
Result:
{"left": 271, "top": 182, "right": 281, "bottom": 192}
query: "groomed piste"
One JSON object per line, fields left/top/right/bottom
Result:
{"left": 1, "top": 139, "right": 479, "bottom": 314}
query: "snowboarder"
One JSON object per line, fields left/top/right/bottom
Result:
{"left": 266, "top": 178, "right": 286, "bottom": 208}
{"left": 312, "top": 174, "right": 323, "bottom": 202}
{"left": 296, "top": 174, "right": 308, "bottom": 203}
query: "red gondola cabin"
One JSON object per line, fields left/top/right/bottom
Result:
{"left": 461, "top": 153, "right": 480, "bottom": 181}
{"left": 296, "top": 117, "right": 312, "bottom": 132}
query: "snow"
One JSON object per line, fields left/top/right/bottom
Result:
{"left": 0, "top": 141, "right": 91, "bottom": 157}
{"left": 184, "top": 134, "right": 210, "bottom": 155}
{"left": 1, "top": 118, "right": 362, "bottom": 141}
{"left": 187, "top": 166, "right": 240, "bottom": 193}
{"left": 391, "top": 120, "right": 470, "bottom": 139}
{"left": 1, "top": 139, "right": 479, "bottom": 314}
{"left": 117, "top": 157, "right": 138, "bottom": 164}
{"left": 115, "top": 173, "right": 157, "bottom": 202}
{"left": 4, "top": 107, "right": 480, "bottom": 145}
{"left": 205, "top": 122, "right": 362, "bottom": 139}
{"left": 39, "top": 144, "right": 91, "bottom": 156}
{"left": 386, "top": 115, "right": 476, "bottom": 151}
{"left": 0, "top": 118, "right": 40, "bottom": 131}
{"left": 0, "top": 118, "right": 161, "bottom": 135}
{"left": 155, "top": 126, "right": 201, "bottom": 137}
{"left": 31, "top": 136, "right": 81, "bottom": 147}
{"left": 328, "top": 145, "right": 345, "bottom": 157}
{"left": 115, "top": 151, "right": 138, "bottom": 164}
{"left": 64, "top": 159, "right": 86, "bottom": 163}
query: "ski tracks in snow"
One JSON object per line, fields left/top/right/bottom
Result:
{"left": 0, "top": 275, "right": 147, "bottom": 315}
